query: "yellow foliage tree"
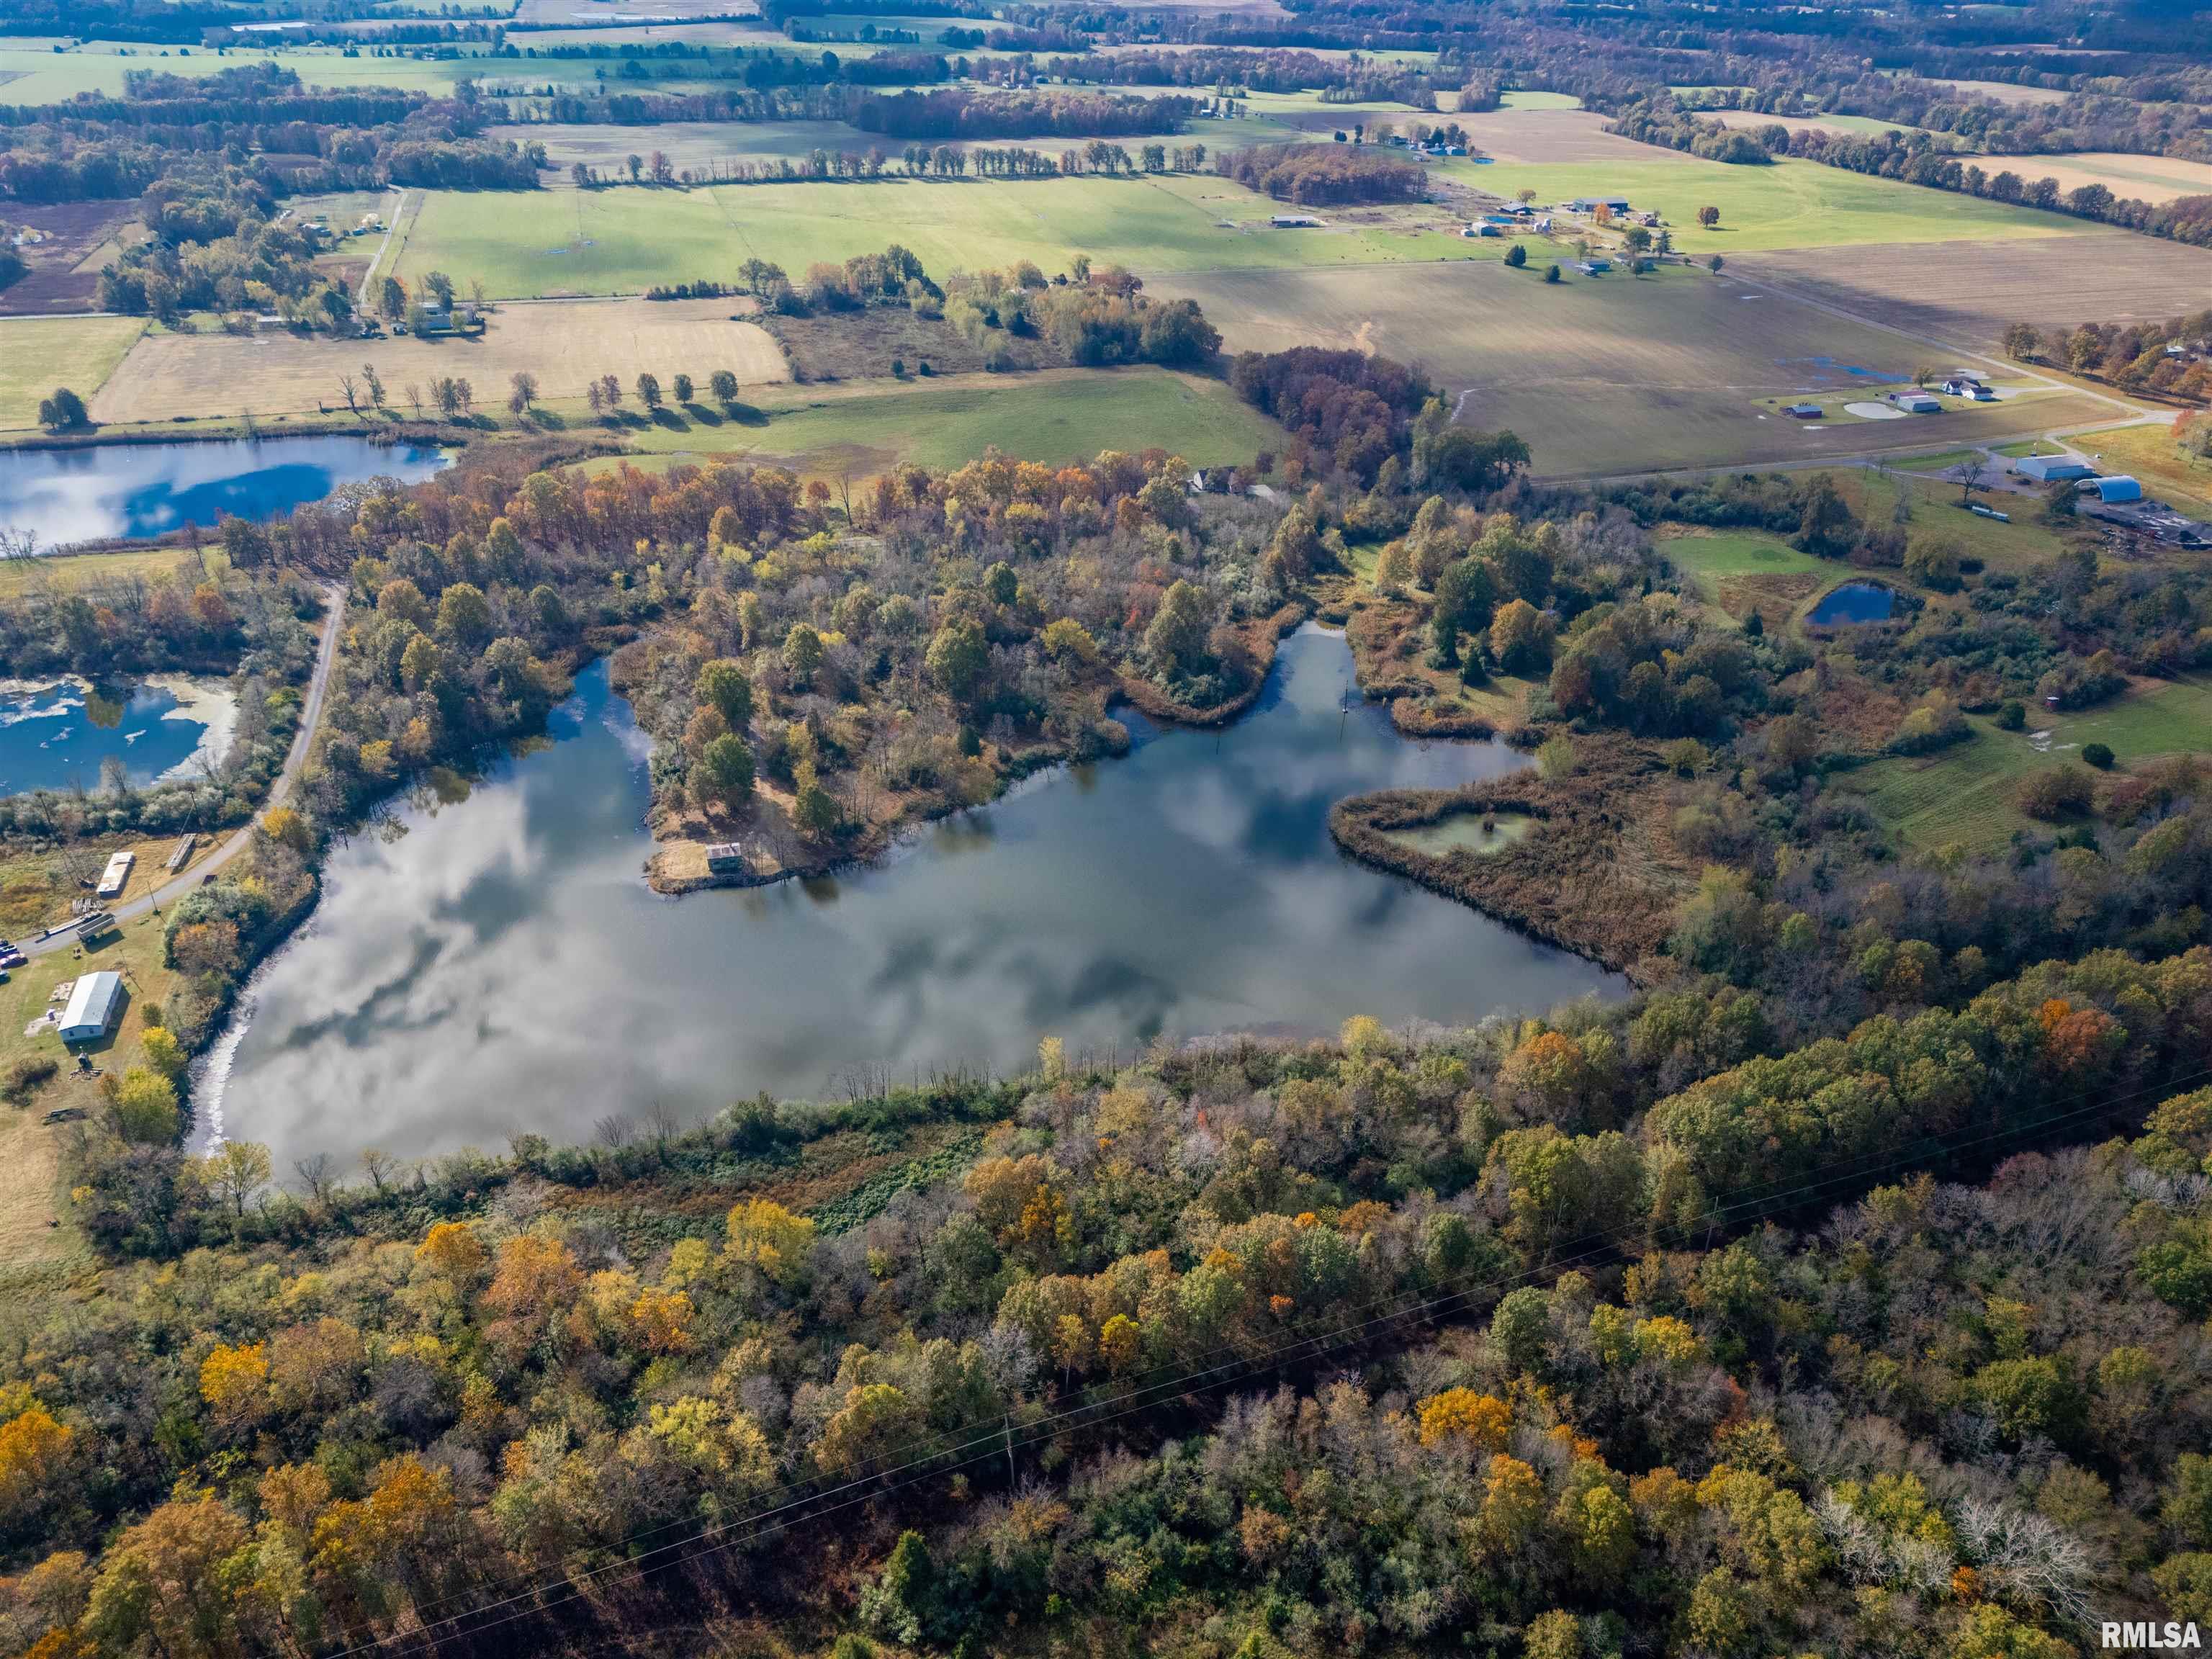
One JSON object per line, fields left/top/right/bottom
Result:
{"left": 723, "top": 1199, "right": 817, "bottom": 1287}
{"left": 197, "top": 1343, "right": 269, "bottom": 1425}
{"left": 1416, "top": 1388, "right": 1513, "bottom": 1452}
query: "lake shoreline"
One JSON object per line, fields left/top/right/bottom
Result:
{"left": 639, "top": 602, "right": 1311, "bottom": 899}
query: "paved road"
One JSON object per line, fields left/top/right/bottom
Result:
{"left": 17, "top": 583, "right": 346, "bottom": 962}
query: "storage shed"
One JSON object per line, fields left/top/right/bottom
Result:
{"left": 1891, "top": 392, "right": 1941, "bottom": 414}
{"left": 2087, "top": 475, "right": 2143, "bottom": 503}
{"left": 2015, "top": 455, "right": 2092, "bottom": 483}
{"left": 58, "top": 971, "right": 123, "bottom": 1044}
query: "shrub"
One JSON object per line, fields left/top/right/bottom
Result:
{"left": 2015, "top": 766, "right": 2095, "bottom": 821}
{"left": 1997, "top": 699, "right": 2027, "bottom": 731}
{"left": 2083, "top": 742, "right": 2116, "bottom": 770}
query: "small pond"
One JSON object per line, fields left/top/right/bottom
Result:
{"left": 197, "top": 625, "right": 1628, "bottom": 1166}
{"left": 0, "top": 677, "right": 235, "bottom": 797}
{"left": 1807, "top": 580, "right": 1897, "bottom": 626}
{"left": 0, "top": 436, "right": 450, "bottom": 552}
{"left": 1385, "top": 809, "right": 1537, "bottom": 858}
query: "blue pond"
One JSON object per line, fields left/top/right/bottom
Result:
{"left": 1808, "top": 580, "right": 1897, "bottom": 626}
{"left": 0, "top": 679, "right": 221, "bottom": 797}
{"left": 0, "top": 436, "right": 449, "bottom": 552}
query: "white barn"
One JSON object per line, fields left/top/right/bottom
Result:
{"left": 58, "top": 971, "right": 124, "bottom": 1044}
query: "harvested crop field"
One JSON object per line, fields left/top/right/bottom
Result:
{"left": 1147, "top": 261, "right": 2105, "bottom": 476}
{"left": 1707, "top": 109, "right": 1946, "bottom": 142}
{"left": 1733, "top": 231, "right": 2212, "bottom": 349}
{"left": 1444, "top": 107, "right": 1654, "bottom": 165}
{"left": 86, "top": 298, "right": 787, "bottom": 425}
{"left": 1972, "top": 150, "right": 2212, "bottom": 205}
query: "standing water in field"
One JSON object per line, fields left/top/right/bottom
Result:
{"left": 197, "top": 626, "right": 1626, "bottom": 1165}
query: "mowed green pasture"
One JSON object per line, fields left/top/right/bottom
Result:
{"left": 0, "top": 315, "right": 145, "bottom": 431}
{"left": 1439, "top": 154, "right": 2085, "bottom": 253}
{"left": 600, "top": 367, "right": 1287, "bottom": 476}
{"left": 1845, "top": 678, "right": 2212, "bottom": 853}
{"left": 393, "top": 174, "right": 1484, "bottom": 297}
{"left": 1657, "top": 527, "right": 1832, "bottom": 580}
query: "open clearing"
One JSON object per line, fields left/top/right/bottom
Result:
{"left": 0, "top": 544, "right": 229, "bottom": 599}
{"left": 1442, "top": 153, "right": 2088, "bottom": 253}
{"left": 1846, "top": 677, "right": 2212, "bottom": 853}
{"left": 392, "top": 174, "right": 1485, "bottom": 297}
{"left": 0, "top": 315, "right": 147, "bottom": 431}
{"left": 1972, "top": 150, "right": 2212, "bottom": 205}
{"left": 85, "top": 299, "right": 787, "bottom": 426}
{"left": 1148, "top": 261, "right": 2108, "bottom": 476}
{"left": 603, "top": 366, "right": 1287, "bottom": 476}
{"left": 1926, "top": 78, "right": 2072, "bottom": 107}
{"left": 1733, "top": 232, "right": 2212, "bottom": 350}
{"left": 0, "top": 200, "right": 140, "bottom": 315}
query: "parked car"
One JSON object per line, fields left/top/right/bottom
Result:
{"left": 0, "top": 950, "right": 26, "bottom": 968}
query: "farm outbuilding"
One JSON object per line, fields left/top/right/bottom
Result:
{"left": 58, "top": 971, "right": 124, "bottom": 1045}
{"left": 2014, "top": 455, "right": 2092, "bottom": 482}
{"left": 1570, "top": 197, "right": 1632, "bottom": 212}
{"left": 1784, "top": 403, "right": 1824, "bottom": 419}
{"left": 1890, "top": 392, "right": 1941, "bottom": 413}
{"left": 1270, "top": 213, "right": 1323, "bottom": 228}
{"left": 2086, "top": 475, "right": 2143, "bottom": 503}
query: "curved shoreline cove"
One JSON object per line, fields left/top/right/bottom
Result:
{"left": 0, "top": 436, "right": 450, "bottom": 551}
{"left": 197, "top": 626, "right": 1627, "bottom": 1164}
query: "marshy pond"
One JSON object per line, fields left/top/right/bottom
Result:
{"left": 0, "top": 677, "right": 235, "bottom": 797}
{"left": 196, "top": 626, "right": 1627, "bottom": 1165}
{"left": 1383, "top": 809, "right": 1537, "bottom": 858}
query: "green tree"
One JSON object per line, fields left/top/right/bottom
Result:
{"left": 696, "top": 659, "right": 754, "bottom": 729}
{"left": 1504, "top": 243, "right": 1527, "bottom": 269}
{"left": 1793, "top": 473, "right": 1858, "bottom": 559}
{"left": 38, "top": 388, "right": 88, "bottom": 431}
{"left": 696, "top": 732, "right": 756, "bottom": 808}
{"left": 673, "top": 372, "right": 694, "bottom": 404}
{"left": 782, "top": 624, "right": 824, "bottom": 686}
{"left": 709, "top": 369, "right": 740, "bottom": 405}
{"left": 436, "top": 581, "right": 492, "bottom": 643}
{"left": 636, "top": 372, "right": 662, "bottom": 410}
{"left": 925, "top": 619, "right": 990, "bottom": 705}
{"left": 1144, "top": 580, "right": 1212, "bottom": 678}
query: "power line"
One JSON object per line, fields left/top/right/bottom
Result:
{"left": 339, "top": 1057, "right": 2212, "bottom": 1655}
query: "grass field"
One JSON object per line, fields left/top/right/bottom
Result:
{"left": 1838, "top": 467, "right": 2082, "bottom": 569}
{"left": 0, "top": 40, "right": 727, "bottom": 103}
{"left": 0, "top": 544, "right": 230, "bottom": 598}
{"left": 1657, "top": 526, "right": 1833, "bottom": 579}
{"left": 392, "top": 174, "right": 1485, "bottom": 297}
{"left": 1848, "top": 677, "right": 2212, "bottom": 853}
{"left": 84, "top": 298, "right": 787, "bottom": 426}
{"left": 1148, "top": 260, "right": 2106, "bottom": 477}
{"left": 1441, "top": 153, "right": 2087, "bottom": 253}
{"left": 1972, "top": 151, "right": 2212, "bottom": 206}
{"left": 601, "top": 366, "right": 1287, "bottom": 475}
{"left": 0, "top": 315, "right": 146, "bottom": 431}
{"left": 2054, "top": 421, "right": 2212, "bottom": 516}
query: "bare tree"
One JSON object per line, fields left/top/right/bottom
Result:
{"left": 359, "top": 1145, "right": 397, "bottom": 1193}
{"left": 292, "top": 1151, "right": 338, "bottom": 1208}
{"left": 338, "top": 372, "right": 360, "bottom": 415}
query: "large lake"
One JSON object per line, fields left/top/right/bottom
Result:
{"left": 0, "top": 677, "right": 233, "bottom": 797}
{"left": 0, "top": 436, "right": 449, "bottom": 551}
{"left": 197, "top": 626, "right": 1626, "bottom": 1165}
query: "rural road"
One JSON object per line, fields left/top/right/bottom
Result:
{"left": 19, "top": 582, "right": 346, "bottom": 961}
